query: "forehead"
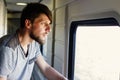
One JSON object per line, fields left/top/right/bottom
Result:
{"left": 35, "top": 14, "right": 51, "bottom": 23}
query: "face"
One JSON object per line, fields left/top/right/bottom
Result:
{"left": 29, "top": 14, "right": 51, "bottom": 45}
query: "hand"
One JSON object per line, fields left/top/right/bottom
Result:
{"left": 65, "top": 78, "right": 68, "bottom": 80}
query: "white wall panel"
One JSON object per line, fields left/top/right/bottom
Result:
{"left": 0, "top": 0, "right": 4, "bottom": 37}
{"left": 56, "top": 6, "right": 66, "bottom": 25}
{"left": 56, "top": 0, "right": 74, "bottom": 8}
{"left": 41, "top": 0, "right": 53, "bottom": 10}
{"left": 54, "top": 6, "right": 66, "bottom": 74}
{"left": 0, "top": 0, "right": 7, "bottom": 37}
{"left": 68, "top": 0, "right": 120, "bottom": 19}
{"left": 47, "top": 39, "right": 52, "bottom": 52}
{"left": 46, "top": 36, "right": 52, "bottom": 65}
{"left": 55, "top": 25, "right": 65, "bottom": 41}
{"left": 55, "top": 41, "right": 65, "bottom": 61}
{"left": 54, "top": 56, "right": 64, "bottom": 74}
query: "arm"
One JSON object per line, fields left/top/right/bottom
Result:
{"left": 35, "top": 55, "right": 68, "bottom": 80}
{"left": 0, "top": 46, "right": 13, "bottom": 80}
{"left": 0, "top": 77, "right": 6, "bottom": 80}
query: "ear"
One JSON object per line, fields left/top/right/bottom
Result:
{"left": 25, "top": 19, "right": 32, "bottom": 29}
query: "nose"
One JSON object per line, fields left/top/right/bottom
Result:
{"left": 45, "top": 24, "right": 51, "bottom": 34}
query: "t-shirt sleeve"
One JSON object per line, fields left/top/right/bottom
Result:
{"left": 0, "top": 46, "right": 13, "bottom": 78}
{"left": 34, "top": 42, "right": 42, "bottom": 58}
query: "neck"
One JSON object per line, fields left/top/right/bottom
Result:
{"left": 18, "top": 28, "right": 33, "bottom": 47}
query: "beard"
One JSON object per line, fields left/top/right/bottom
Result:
{"left": 30, "top": 32, "right": 46, "bottom": 45}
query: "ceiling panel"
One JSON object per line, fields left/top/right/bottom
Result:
{"left": 6, "top": 0, "right": 40, "bottom": 3}
{"left": 5, "top": 0, "right": 42, "bottom": 12}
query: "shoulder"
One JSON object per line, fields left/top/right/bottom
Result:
{"left": 31, "top": 41, "right": 42, "bottom": 56}
{"left": 0, "top": 34, "right": 14, "bottom": 53}
{"left": 0, "top": 42, "right": 15, "bottom": 64}
{"left": 0, "top": 46, "right": 15, "bottom": 76}
{"left": 0, "top": 35, "right": 10, "bottom": 45}
{"left": 32, "top": 41, "right": 41, "bottom": 48}
{"left": 0, "top": 45, "right": 14, "bottom": 58}
{"left": 0, "top": 45, "right": 14, "bottom": 68}
{"left": 0, "top": 33, "right": 19, "bottom": 50}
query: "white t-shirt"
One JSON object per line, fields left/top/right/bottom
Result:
{"left": 0, "top": 33, "right": 41, "bottom": 80}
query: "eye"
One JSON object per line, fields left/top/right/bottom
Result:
{"left": 39, "top": 21, "right": 50, "bottom": 27}
{"left": 40, "top": 22, "right": 45, "bottom": 25}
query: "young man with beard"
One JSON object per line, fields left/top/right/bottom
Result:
{"left": 0, "top": 3, "right": 67, "bottom": 80}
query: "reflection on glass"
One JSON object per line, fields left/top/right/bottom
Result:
{"left": 75, "top": 26, "right": 120, "bottom": 80}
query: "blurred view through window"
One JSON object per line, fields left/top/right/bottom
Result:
{"left": 75, "top": 26, "right": 120, "bottom": 80}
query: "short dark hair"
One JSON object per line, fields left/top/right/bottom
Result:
{"left": 20, "top": 3, "right": 52, "bottom": 28}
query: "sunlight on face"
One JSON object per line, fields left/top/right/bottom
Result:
{"left": 30, "top": 14, "right": 51, "bottom": 45}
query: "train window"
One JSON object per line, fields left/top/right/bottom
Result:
{"left": 68, "top": 18, "right": 120, "bottom": 80}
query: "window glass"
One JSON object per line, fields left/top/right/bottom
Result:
{"left": 75, "top": 26, "right": 120, "bottom": 80}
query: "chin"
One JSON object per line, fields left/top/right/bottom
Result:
{"left": 37, "top": 39, "right": 46, "bottom": 45}
{"left": 31, "top": 35, "right": 46, "bottom": 45}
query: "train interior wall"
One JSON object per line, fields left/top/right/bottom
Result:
{"left": 0, "top": 0, "right": 7, "bottom": 37}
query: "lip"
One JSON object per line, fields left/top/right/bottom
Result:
{"left": 42, "top": 34, "right": 47, "bottom": 38}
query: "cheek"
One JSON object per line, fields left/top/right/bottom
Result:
{"left": 32, "top": 25, "right": 43, "bottom": 36}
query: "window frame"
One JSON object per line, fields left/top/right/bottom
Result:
{"left": 68, "top": 17, "right": 119, "bottom": 80}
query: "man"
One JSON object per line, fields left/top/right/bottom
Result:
{"left": 0, "top": 3, "right": 67, "bottom": 80}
